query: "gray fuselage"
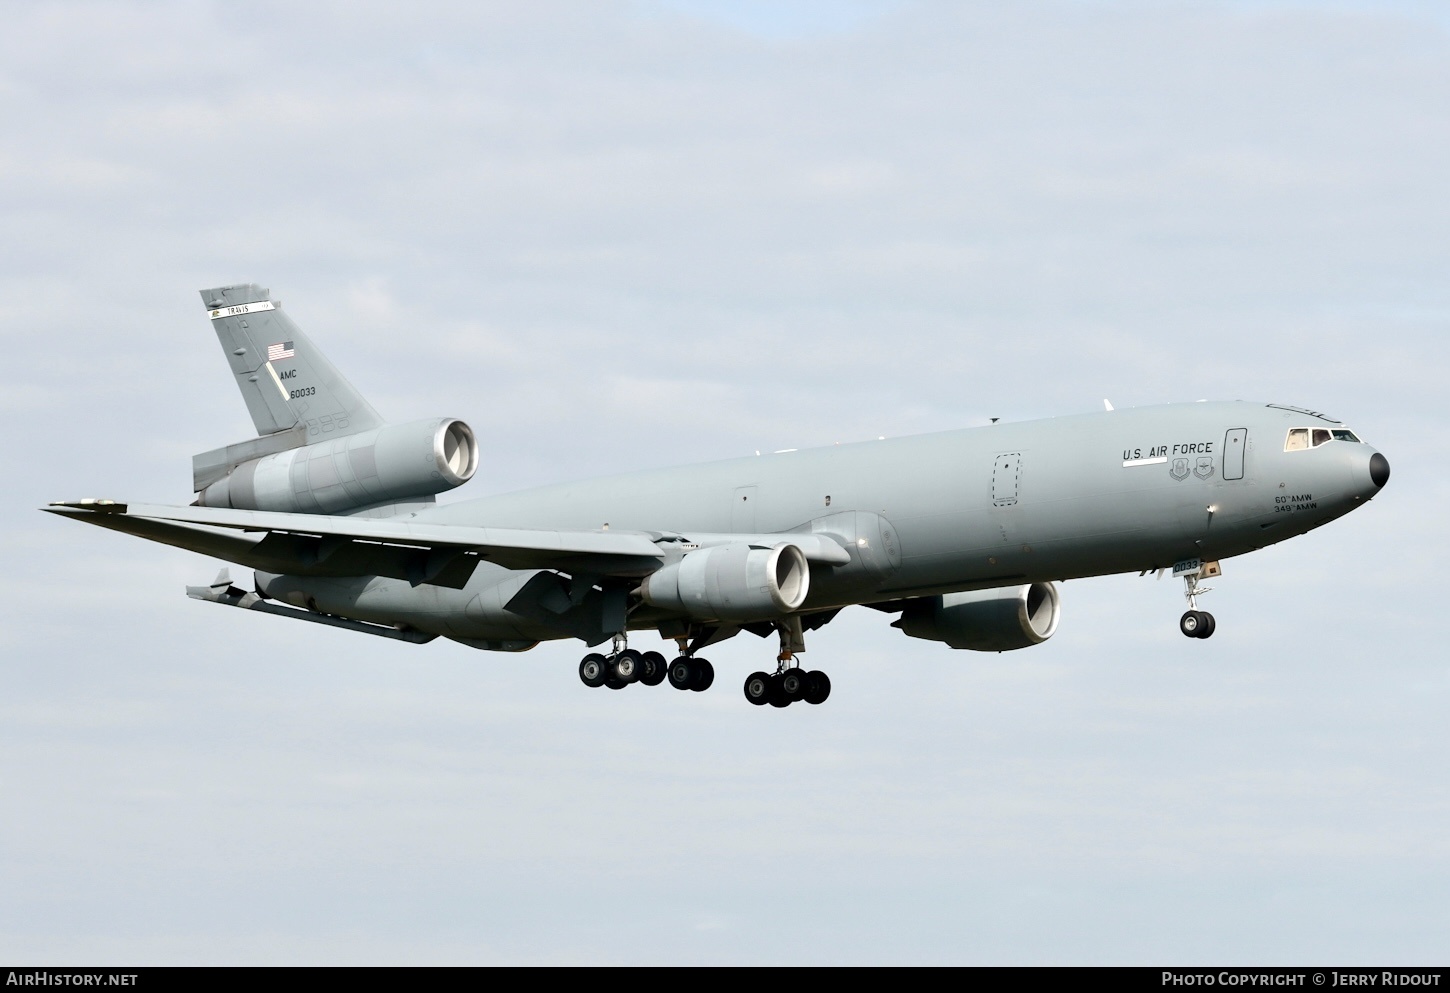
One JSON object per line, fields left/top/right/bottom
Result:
{"left": 259, "top": 400, "right": 1387, "bottom": 647}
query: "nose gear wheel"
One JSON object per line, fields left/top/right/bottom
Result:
{"left": 1177, "top": 570, "right": 1217, "bottom": 639}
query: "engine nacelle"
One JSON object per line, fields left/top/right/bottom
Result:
{"left": 640, "top": 542, "right": 810, "bottom": 621}
{"left": 197, "top": 417, "right": 478, "bottom": 514}
{"left": 897, "top": 582, "right": 1060, "bottom": 651}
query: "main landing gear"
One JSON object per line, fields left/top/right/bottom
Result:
{"left": 743, "top": 617, "right": 831, "bottom": 708}
{"left": 1179, "top": 569, "right": 1217, "bottom": 639}
{"left": 577, "top": 619, "right": 834, "bottom": 707}
{"left": 742, "top": 666, "right": 830, "bottom": 708}
{"left": 578, "top": 634, "right": 712, "bottom": 692}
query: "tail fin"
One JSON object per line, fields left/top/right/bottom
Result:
{"left": 200, "top": 283, "right": 383, "bottom": 440}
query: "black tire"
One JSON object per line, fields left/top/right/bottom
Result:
{"left": 1179, "top": 610, "right": 1205, "bottom": 638}
{"left": 768, "top": 673, "right": 791, "bottom": 708}
{"left": 579, "top": 653, "right": 608, "bottom": 688}
{"left": 639, "top": 651, "right": 667, "bottom": 686}
{"left": 744, "top": 671, "right": 772, "bottom": 706}
{"left": 691, "top": 659, "right": 715, "bottom": 692}
{"left": 604, "top": 673, "right": 627, "bottom": 690}
{"left": 780, "top": 668, "right": 809, "bottom": 701}
{"left": 614, "top": 648, "right": 643, "bottom": 683}
{"left": 668, "top": 657, "right": 695, "bottom": 690}
{"left": 804, "top": 670, "right": 831, "bottom": 705}
{"left": 1196, "top": 612, "right": 1217, "bottom": 639}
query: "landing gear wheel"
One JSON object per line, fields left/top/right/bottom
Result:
{"left": 579, "top": 654, "right": 607, "bottom": 688}
{"left": 1180, "top": 610, "right": 1208, "bottom": 638}
{"left": 613, "top": 649, "right": 643, "bottom": 683}
{"left": 803, "top": 670, "right": 831, "bottom": 705}
{"left": 780, "top": 668, "right": 809, "bottom": 702}
{"left": 744, "top": 671, "right": 772, "bottom": 706}
{"left": 691, "top": 659, "right": 715, "bottom": 692}
{"left": 604, "top": 673, "right": 627, "bottom": 690}
{"left": 639, "top": 651, "right": 667, "bottom": 686}
{"left": 1196, "top": 612, "right": 1216, "bottom": 639}
{"left": 668, "top": 657, "right": 695, "bottom": 691}
{"left": 768, "top": 673, "right": 791, "bottom": 708}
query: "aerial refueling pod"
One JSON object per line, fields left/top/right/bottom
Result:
{"left": 895, "top": 582, "right": 1060, "bottom": 651}
{"left": 197, "top": 417, "right": 477, "bottom": 514}
{"left": 640, "top": 542, "right": 809, "bottom": 621}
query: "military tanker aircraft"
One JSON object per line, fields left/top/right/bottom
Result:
{"left": 47, "top": 283, "right": 1391, "bottom": 708}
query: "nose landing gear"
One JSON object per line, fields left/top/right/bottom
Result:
{"left": 1178, "top": 567, "right": 1217, "bottom": 639}
{"left": 1179, "top": 610, "right": 1216, "bottom": 639}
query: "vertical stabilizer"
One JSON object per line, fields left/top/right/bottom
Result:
{"left": 200, "top": 283, "right": 383, "bottom": 440}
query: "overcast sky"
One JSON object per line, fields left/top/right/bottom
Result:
{"left": 1, "top": 0, "right": 1446, "bottom": 965}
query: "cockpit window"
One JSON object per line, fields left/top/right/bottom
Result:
{"left": 1286, "top": 426, "right": 1361, "bottom": 451}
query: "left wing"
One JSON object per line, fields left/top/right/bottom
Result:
{"left": 44, "top": 501, "right": 852, "bottom": 589}
{"left": 45, "top": 500, "right": 667, "bottom": 589}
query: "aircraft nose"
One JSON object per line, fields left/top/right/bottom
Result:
{"left": 1369, "top": 452, "right": 1390, "bottom": 489}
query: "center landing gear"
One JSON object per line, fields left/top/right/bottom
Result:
{"left": 578, "top": 634, "right": 669, "bottom": 690}
{"left": 1178, "top": 568, "right": 1217, "bottom": 639}
{"left": 743, "top": 618, "right": 831, "bottom": 708}
{"left": 667, "top": 656, "right": 715, "bottom": 692}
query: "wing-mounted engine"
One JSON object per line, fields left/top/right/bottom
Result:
{"left": 894, "top": 582, "right": 1060, "bottom": 651}
{"left": 196, "top": 417, "right": 478, "bottom": 515}
{"left": 639, "top": 542, "right": 810, "bottom": 621}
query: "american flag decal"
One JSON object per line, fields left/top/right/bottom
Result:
{"left": 267, "top": 341, "right": 295, "bottom": 361}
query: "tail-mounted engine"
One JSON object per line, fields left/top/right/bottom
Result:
{"left": 895, "top": 582, "right": 1060, "bottom": 651}
{"left": 640, "top": 542, "right": 810, "bottom": 621}
{"left": 196, "top": 417, "right": 477, "bottom": 514}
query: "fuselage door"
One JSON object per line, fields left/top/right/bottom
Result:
{"left": 1223, "top": 428, "right": 1247, "bottom": 480}
{"left": 732, "top": 485, "right": 758, "bottom": 531}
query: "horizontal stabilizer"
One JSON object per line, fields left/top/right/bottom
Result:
{"left": 192, "top": 423, "right": 309, "bottom": 493}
